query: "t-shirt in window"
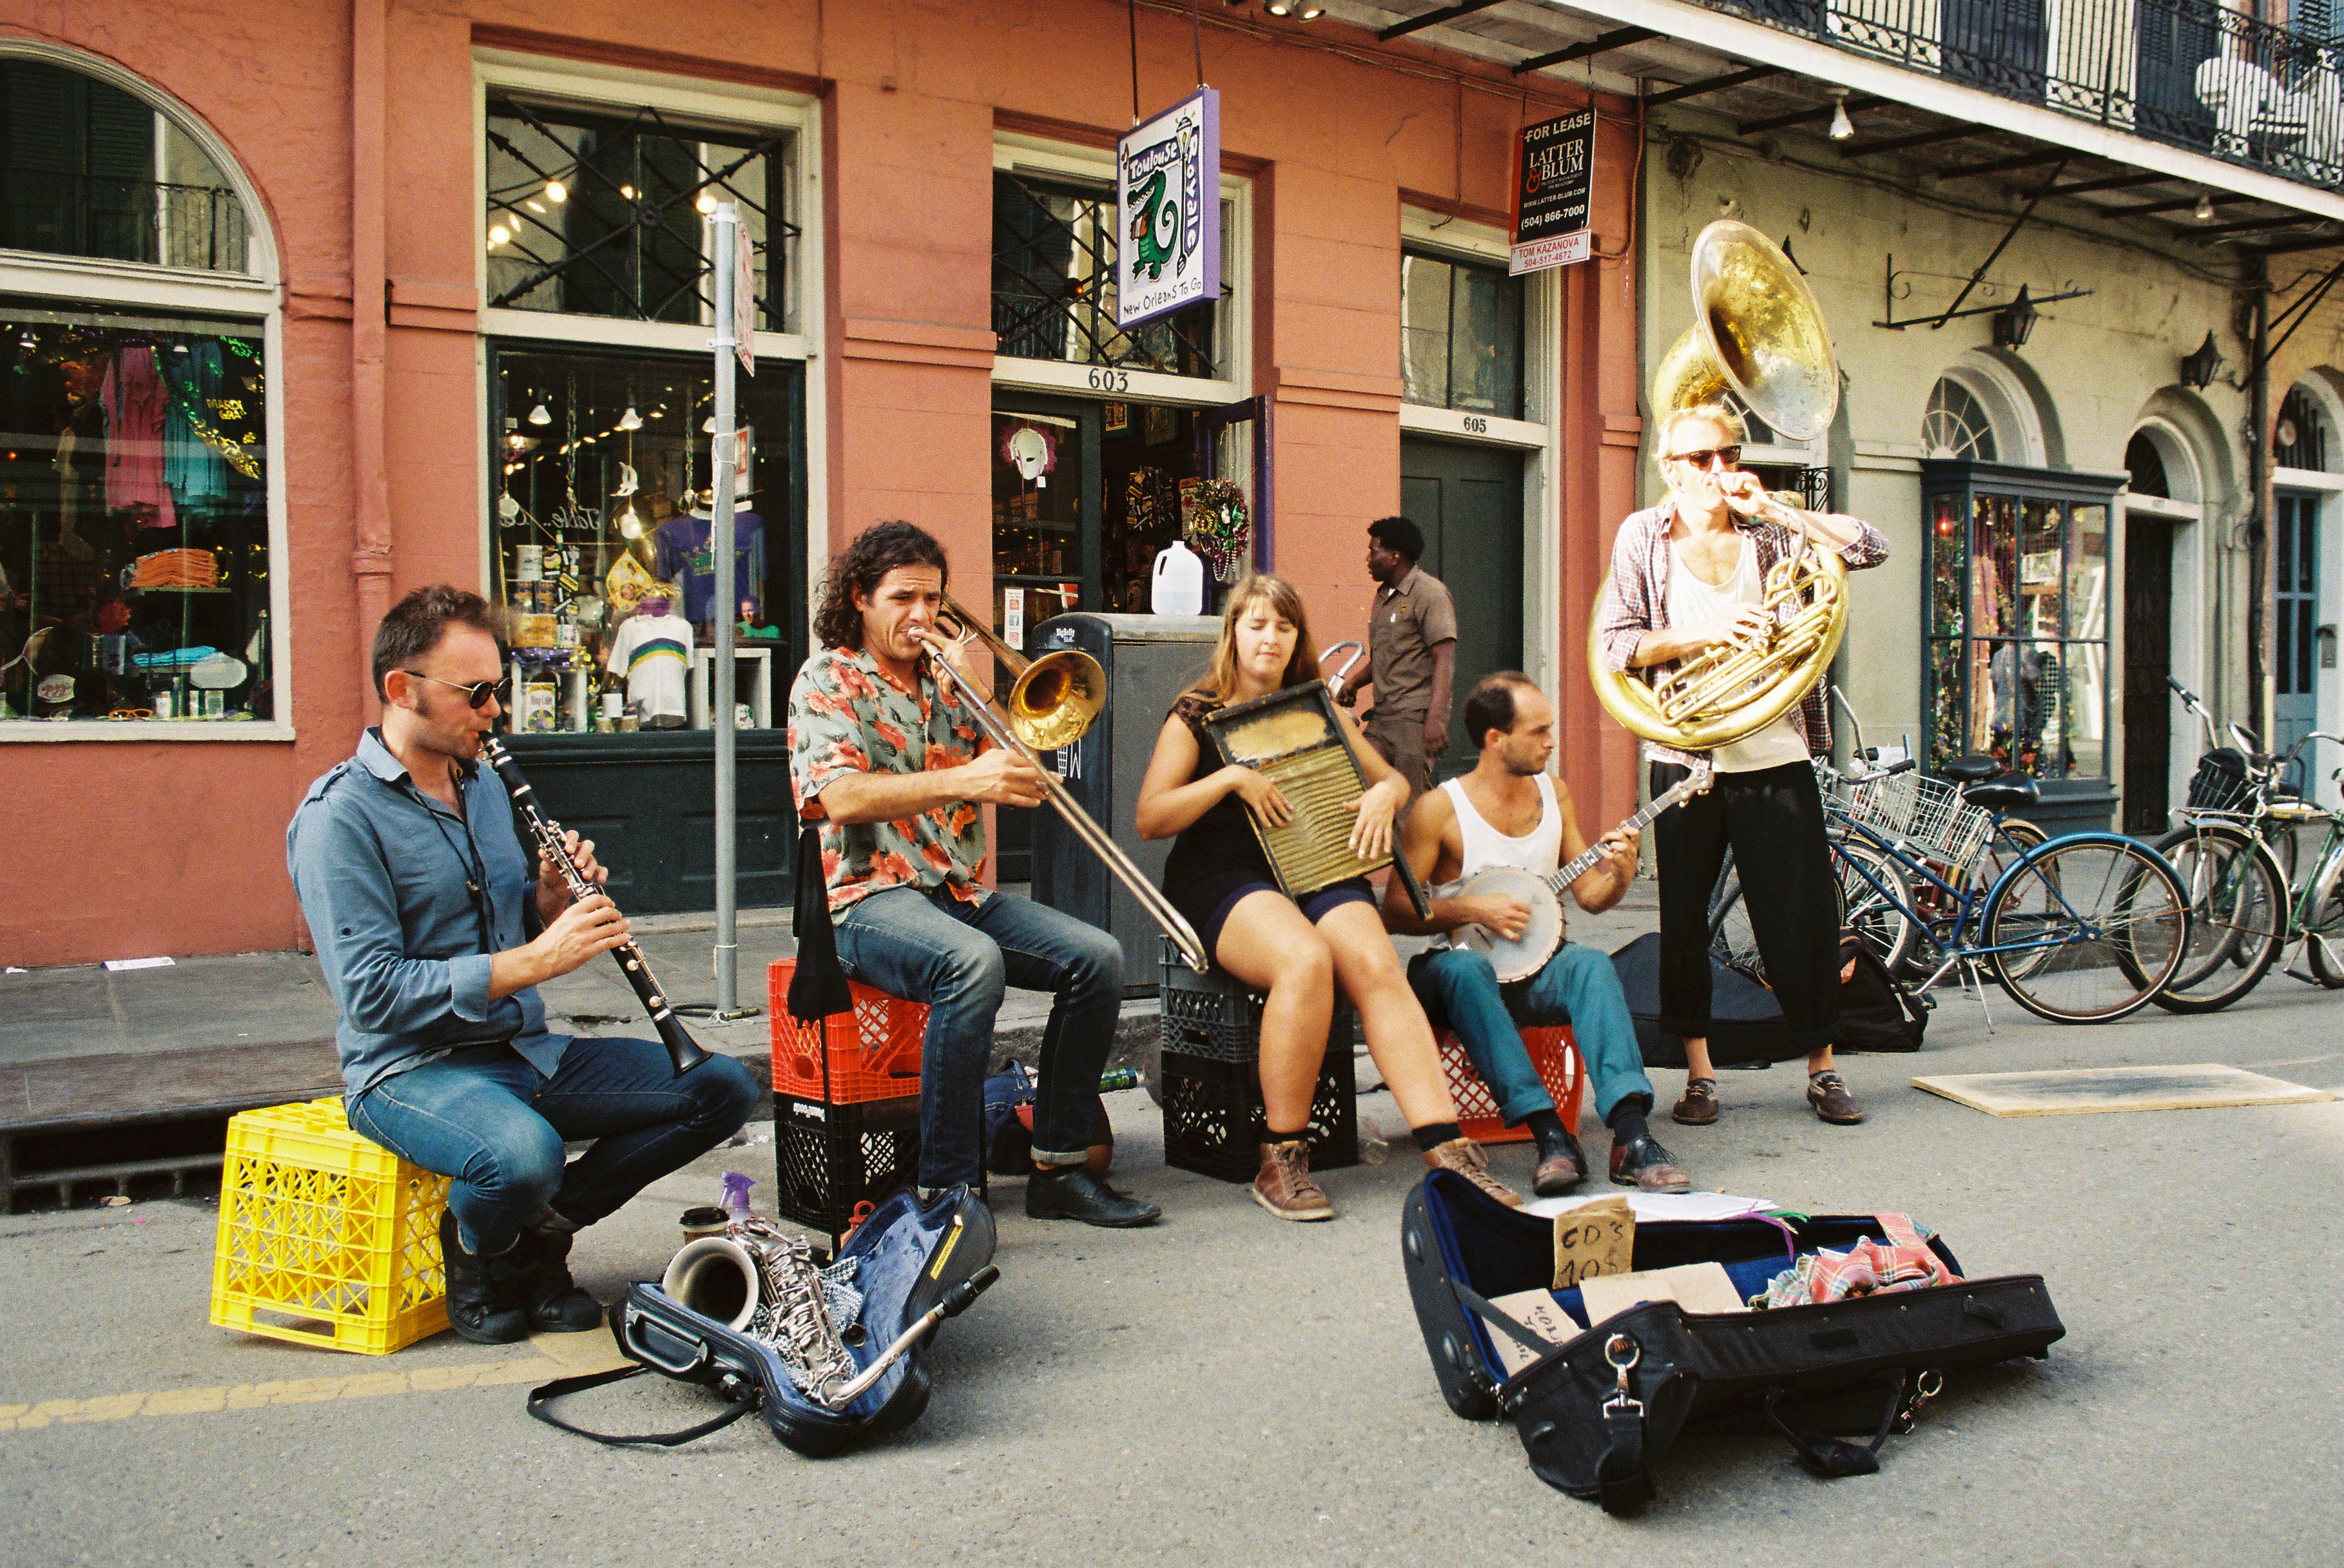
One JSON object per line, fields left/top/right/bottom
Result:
{"left": 652, "top": 511, "right": 764, "bottom": 628}
{"left": 605, "top": 610, "right": 693, "bottom": 724}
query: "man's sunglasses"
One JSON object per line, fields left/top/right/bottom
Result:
{"left": 402, "top": 670, "right": 509, "bottom": 709}
{"left": 1665, "top": 445, "right": 1743, "bottom": 470}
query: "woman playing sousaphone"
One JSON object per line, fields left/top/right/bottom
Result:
{"left": 1136, "top": 574, "right": 1520, "bottom": 1221}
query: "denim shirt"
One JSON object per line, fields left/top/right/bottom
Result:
{"left": 287, "top": 728, "right": 564, "bottom": 1098}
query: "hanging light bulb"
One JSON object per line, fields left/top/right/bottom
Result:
{"left": 1827, "top": 88, "right": 1854, "bottom": 141}
{"left": 487, "top": 222, "right": 512, "bottom": 247}
{"left": 695, "top": 191, "right": 719, "bottom": 215}
{"left": 527, "top": 402, "right": 552, "bottom": 426}
{"left": 621, "top": 184, "right": 636, "bottom": 200}
{"left": 617, "top": 504, "right": 643, "bottom": 539}
{"left": 2194, "top": 193, "right": 2216, "bottom": 222}
{"left": 545, "top": 179, "right": 568, "bottom": 204}
{"left": 617, "top": 405, "right": 643, "bottom": 431}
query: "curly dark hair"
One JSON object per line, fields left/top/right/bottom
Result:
{"left": 813, "top": 521, "right": 951, "bottom": 650}
{"left": 1367, "top": 514, "right": 1424, "bottom": 563}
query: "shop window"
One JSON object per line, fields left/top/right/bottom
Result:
{"left": 0, "top": 59, "right": 251, "bottom": 273}
{"left": 485, "top": 94, "right": 798, "bottom": 333}
{"left": 2274, "top": 386, "right": 2329, "bottom": 470}
{"left": 1923, "top": 465, "right": 2116, "bottom": 785}
{"left": 1400, "top": 249, "right": 1522, "bottom": 420}
{"left": 490, "top": 345, "right": 799, "bottom": 733}
{"left": 1922, "top": 378, "right": 1997, "bottom": 461}
{"left": 991, "top": 172, "right": 1225, "bottom": 379}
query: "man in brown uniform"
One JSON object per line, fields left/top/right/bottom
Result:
{"left": 1338, "top": 515, "right": 1456, "bottom": 800}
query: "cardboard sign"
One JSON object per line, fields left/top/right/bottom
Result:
{"left": 1551, "top": 1195, "right": 1634, "bottom": 1289}
{"left": 1116, "top": 88, "right": 1221, "bottom": 329}
{"left": 1578, "top": 1262, "right": 1747, "bottom": 1326}
{"left": 1509, "top": 108, "right": 1595, "bottom": 276}
{"left": 1486, "top": 1288, "right": 1583, "bottom": 1378}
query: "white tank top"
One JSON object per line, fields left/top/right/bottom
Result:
{"left": 1664, "top": 535, "right": 1810, "bottom": 773}
{"left": 1428, "top": 774, "right": 1563, "bottom": 951}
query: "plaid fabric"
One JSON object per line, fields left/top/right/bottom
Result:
{"left": 1596, "top": 502, "right": 1890, "bottom": 769}
{"left": 1753, "top": 1213, "right": 1959, "bottom": 1308}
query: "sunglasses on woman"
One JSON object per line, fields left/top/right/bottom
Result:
{"left": 402, "top": 671, "right": 509, "bottom": 709}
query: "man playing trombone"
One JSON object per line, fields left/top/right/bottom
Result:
{"left": 788, "top": 521, "right": 1159, "bottom": 1227}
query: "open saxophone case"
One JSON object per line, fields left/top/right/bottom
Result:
{"left": 1400, "top": 1171, "right": 2065, "bottom": 1513}
{"left": 529, "top": 1186, "right": 1000, "bottom": 1458}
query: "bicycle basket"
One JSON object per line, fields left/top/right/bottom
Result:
{"left": 2185, "top": 749, "right": 2254, "bottom": 813}
{"left": 1846, "top": 771, "right": 1995, "bottom": 878}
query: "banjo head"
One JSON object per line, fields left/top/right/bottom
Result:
{"left": 1451, "top": 867, "right": 1565, "bottom": 984}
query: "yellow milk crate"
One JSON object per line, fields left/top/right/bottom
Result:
{"left": 209, "top": 1096, "right": 450, "bottom": 1355}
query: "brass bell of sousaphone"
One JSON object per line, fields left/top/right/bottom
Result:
{"left": 1589, "top": 220, "right": 1850, "bottom": 753}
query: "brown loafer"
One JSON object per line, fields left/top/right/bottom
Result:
{"left": 1807, "top": 1072, "right": 1864, "bottom": 1125}
{"left": 1422, "top": 1137, "right": 1523, "bottom": 1207}
{"left": 1608, "top": 1134, "right": 1691, "bottom": 1193}
{"left": 1671, "top": 1078, "right": 1719, "bottom": 1126}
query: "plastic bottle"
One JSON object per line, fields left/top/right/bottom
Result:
{"left": 719, "top": 1171, "right": 755, "bottom": 1222}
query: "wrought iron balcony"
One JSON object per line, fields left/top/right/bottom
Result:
{"left": 0, "top": 170, "right": 249, "bottom": 274}
{"left": 1702, "top": 0, "right": 2344, "bottom": 190}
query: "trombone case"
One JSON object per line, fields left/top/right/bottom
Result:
{"left": 1400, "top": 1170, "right": 2064, "bottom": 1512}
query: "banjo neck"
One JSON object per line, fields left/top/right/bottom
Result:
{"left": 1533, "top": 766, "right": 1714, "bottom": 897}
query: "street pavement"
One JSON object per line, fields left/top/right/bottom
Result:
{"left": 5, "top": 905, "right": 2342, "bottom": 1564}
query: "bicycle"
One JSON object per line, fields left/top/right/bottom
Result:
{"left": 1707, "top": 708, "right": 2190, "bottom": 1025}
{"left": 2147, "top": 677, "right": 2344, "bottom": 1012}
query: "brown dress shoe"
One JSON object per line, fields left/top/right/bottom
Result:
{"left": 1672, "top": 1077, "right": 1719, "bottom": 1126}
{"left": 1531, "top": 1132, "right": 1587, "bottom": 1197}
{"left": 1252, "top": 1139, "right": 1335, "bottom": 1221}
{"left": 1608, "top": 1134, "right": 1692, "bottom": 1193}
{"left": 1422, "top": 1137, "right": 1523, "bottom": 1207}
{"left": 1807, "top": 1072, "right": 1864, "bottom": 1125}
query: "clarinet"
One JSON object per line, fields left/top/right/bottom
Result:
{"left": 479, "top": 736, "right": 710, "bottom": 1076}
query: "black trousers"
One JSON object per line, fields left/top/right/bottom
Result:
{"left": 1649, "top": 759, "right": 1841, "bottom": 1055}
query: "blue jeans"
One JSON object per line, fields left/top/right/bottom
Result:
{"left": 1410, "top": 942, "right": 1654, "bottom": 1127}
{"left": 347, "top": 1037, "right": 759, "bottom": 1255}
{"left": 833, "top": 885, "right": 1121, "bottom": 1187}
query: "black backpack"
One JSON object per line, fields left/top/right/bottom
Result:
{"left": 1835, "top": 932, "right": 1927, "bottom": 1053}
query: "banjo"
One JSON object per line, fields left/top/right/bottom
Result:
{"left": 1451, "top": 766, "right": 1714, "bottom": 983}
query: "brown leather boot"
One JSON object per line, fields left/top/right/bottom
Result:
{"left": 1421, "top": 1137, "right": 1523, "bottom": 1207}
{"left": 1252, "top": 1139, "right": 1335, "bottom": 1221}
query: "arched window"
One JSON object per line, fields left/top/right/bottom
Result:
{"left": 2125, "top": 431, "right": 2171, "bottom": 498}
{"left": 1923, "top": 377, "right": 1997, "bottom": 461}
{"left": 2275, "top": 385, "right": 2330, "bottom": 470}
{"left": 1, "top": 47, "right": 280, "bottom": 735}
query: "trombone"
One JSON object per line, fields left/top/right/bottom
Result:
{"left": 927, "top": 593, "right": 1212, "bottom": 973}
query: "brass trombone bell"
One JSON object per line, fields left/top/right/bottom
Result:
{"left": 1651, "top": 220, "right": 1839, "bottom": 443}
{"left": 934, "top": 594, "right": 1105, "bottom": 753}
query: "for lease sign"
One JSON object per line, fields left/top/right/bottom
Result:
{"left": 1510, "top": 109, "right": 1594, "bottom": 276}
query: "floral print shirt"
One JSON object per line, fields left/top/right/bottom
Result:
{"left": 789, "top": 644, "right": 996, "bottom": 914}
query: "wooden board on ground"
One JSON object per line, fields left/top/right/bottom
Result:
{"left": 1911, "top": 1063, "right": 2334, "bottom": 1118}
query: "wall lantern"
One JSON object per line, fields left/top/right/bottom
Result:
{"left": 2180, "top": 331, "right": 2225, "bottom": 391}
{"left": 1992, "top": 286, "right": 2039, "bottom": 349}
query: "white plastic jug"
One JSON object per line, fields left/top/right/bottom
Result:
{"left": 1151, "top": 538, "right": 1205, "bottom": 617}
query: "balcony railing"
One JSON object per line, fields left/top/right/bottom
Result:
{"left": 1706, "top": 0, "right": 2344, "bottom": 191}
{"left": 0, "top": 170, "right": 250, "bottom": 273}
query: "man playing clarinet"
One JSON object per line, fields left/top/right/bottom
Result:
{"left": 787, "top": 521, "right": 1158, "bottom": 1228}
{"left": 288, "top": 586, "right": 759, "bottom": 1345}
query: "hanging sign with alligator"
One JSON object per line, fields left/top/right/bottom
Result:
{"left": 1116, "top": 88, "right": 1221, "bottom": 331}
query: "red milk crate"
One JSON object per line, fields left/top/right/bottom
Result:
{"left": 768, "top": 958, "right": 928, "bottom": 1105}
{"left": 1437, "top": 1025, "right": 1585, "bottom": 1143}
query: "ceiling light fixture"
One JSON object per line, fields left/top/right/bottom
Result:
{"left": 2194, "top": 193, "right": 2215, "bottom": 222}
{"left": 1827, "top": 88, "right": 1854, "bottom": 141}
{"left": 527, "top": 402, "right": 552, "bottom": 426}
{"left": 617, "top": 405, "right": 643, "bottom": 431}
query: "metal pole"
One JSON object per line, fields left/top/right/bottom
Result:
{"left": 711, "top": 204, "right": 741, "bottom": 1013}
{"left": 2251, "top": 256, "right": 2271, "bottom": 740}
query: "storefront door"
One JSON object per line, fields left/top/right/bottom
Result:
{"left": 2276, "top": 489, "right": 2321, "bottom": 786}
{"left": 2122, "top": 516, "right": 2173, "bottom": 834}
{"left": 1400, "top": 437, "right": 1525, "bottom": 771}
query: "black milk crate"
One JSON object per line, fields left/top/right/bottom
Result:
{"left": 773, "top": 1092, "right": 920, "bottom": 1239}
{"left": 1160, "top": 1047, "right": 1359, "bottom": 1184}
{"left": 1159, "top": 938, "right": 1362, "bottom": 1060}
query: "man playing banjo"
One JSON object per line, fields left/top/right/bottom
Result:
{"left": 1383, "top": 673, "right": 1690, "bottom": 1196}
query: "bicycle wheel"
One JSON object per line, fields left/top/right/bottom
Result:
{"left": 2300, "top": 846, "right": 2344, "bottom": 988}
{"left": 1707, "top": 853, "right": 1861, "bottom": 983}
{"left": 1982, "top": 837, "right": 2187, "bottom": 1022}
{"left": 1832, "top": 837, "right": 1917, "bottom": 975}
{"left": 2146, "top": 823, "right": 2285, "bottom": 1012}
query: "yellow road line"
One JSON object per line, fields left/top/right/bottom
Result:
{"left": 0, "top": 1353, "right": 581, "bottom": 1432}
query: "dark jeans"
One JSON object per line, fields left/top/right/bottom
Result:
{"left": 832, "top": 885, "right": 1122, "bottom": 1187}
{"left": 347, "top": 1036, "right": 759, "bottom": 1255}
{"left": 1410, "top": 942, "right": 1655, "bottom": 1125}
{"left": 1650, "top": 759, "right": 1841, "bottom": 1053}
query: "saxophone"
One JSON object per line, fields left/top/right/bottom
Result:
{"left": 664, "top": 1218, "right": 866, "bottom": 1407}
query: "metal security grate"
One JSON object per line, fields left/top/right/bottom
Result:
{"left": 991, "top": 171, "right": 1222, "bottom": 378}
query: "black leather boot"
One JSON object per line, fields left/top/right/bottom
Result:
{"left": 439, "top": 1209, "right": 528, "bottom": 1344}
{"left": 512, "top": 1226, "right": 605, "bottom": 1333}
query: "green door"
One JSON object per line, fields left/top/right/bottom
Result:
{"left": 1400, "top": 438, "right": 1526, "bottom": 772}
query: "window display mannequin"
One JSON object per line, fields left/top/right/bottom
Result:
{"left": 652, "top": 488, "right": 764, "bottom": 632}
{"left": 604, "top": 591, "right": 692, "bottom": 730}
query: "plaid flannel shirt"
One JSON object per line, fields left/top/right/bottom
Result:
{"left": 1596, "top": 501, "right": 1890, "bottom": 769}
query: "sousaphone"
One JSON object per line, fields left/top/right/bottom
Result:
{"left": 1589, "top": 221, "right": 1848, "bottom": 753}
